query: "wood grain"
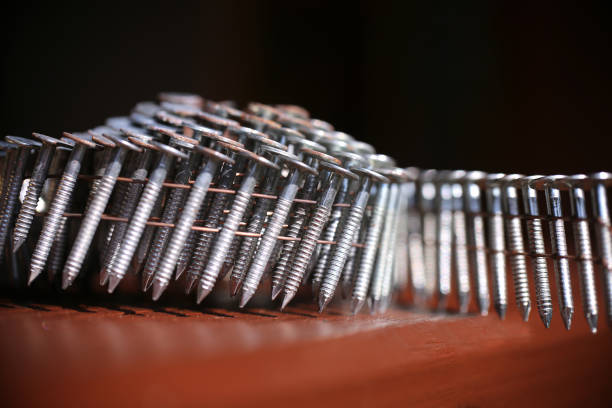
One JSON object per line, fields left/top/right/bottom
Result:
{"left": 0, "top": 291, "right": 610, "bottom": 408}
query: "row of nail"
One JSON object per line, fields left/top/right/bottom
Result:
{"left": 1, "top": 93, "right": 610, "bottom": 333}
{"left": 412, "top": 170, "right": 612, "bottom": 333}
{"left": 0, "top": 93, "right": 407, "bottom": 316}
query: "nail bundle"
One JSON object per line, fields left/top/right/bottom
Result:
{"left": 0, "top": 92, "right": 610, "bottom": 334}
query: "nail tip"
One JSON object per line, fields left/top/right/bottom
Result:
{"left": 519, "top": 302, "right": 531, "bottom": 322}
{"left": 280, "top": 293, "right": 293, "bottom": 310}
{"left": 27, "top": 272, "right": 38, "bottom": 286}
{"left": 99, "top": 269, "right": 109, "bottom": 286}
{"left": 185, "top": 276, "right": 197, "bottom": 295}
{"left": 141, "top": 275, "right": 153, "bottom": 292}
{"left": 229, "top": 278, "right": 241, "bottom": 297}
{"left": 144, "top": 281, "right": 154, "bottom": 293}
{"left": 561, "top": 307, "right": 573, "bottom": 330}
{"left": 477, "top": 297, "right": 490, "bottom": 316}
{"left": 370, "top": 299, "right": 381, "bottom": 314}
{"left": 175, "top": 265, "right": 187, "bottom": 281}
{"left": 270, "top": 284, "right": 281, "bottom": 301}
{"left": 540, "top": 310, "right": 553, "bottom": 329}
{"left": 238, "top": 290, "right": 253, "bottom": 308}
{"left": 495, "top": 304, "right": 507, "bottom": 320}
{"left": 458, "top": 294, "right": 469, "bottom": 314}
{"left": 196, "top": 286, "right": 211, "bottom": 304}
{"left": 586, "top": 313, "right": 598, "bottom": 334}
{"left": 107, "top": 275, "right": 121, "bottom": 294}
{"left": 151, "top": 281, "right": 164, "bottom": 301}
{"left": 61, "top": 276, "right": 71, "bottom": 290}
{"left": 317, "top": 294, "right": 331, "bottom": 313}
{"left": 12, "top": 239, "right": 24, "bottom": 253}
{"left": 380, "top": 297, "right": 390, "bottom": 314}
{"left": 350, "top": 298, "right": 364, "bottom": 315}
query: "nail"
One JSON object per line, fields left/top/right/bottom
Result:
{"left": 486, "top": 173, "right": 508, "bottom": 320}
{"left": 502, "top": 174, "right": 531, "bottom": 321}
{"left": 240, "top": 147, "right": 317, "bottom": 308}
{"left": 29, "top": 132, "right": 96, "bottom": 285}
{"left": 12, "top": 133, "right": 67, "bottom": 252}
{"left": 319, "top": 167, "right": 387, "bottom": 312}
{"left": 151, "top": 143, "right": 235, "bottom": 301}
{"left": 106, "top": 139, "right": 188, "bottom": 293}
{"left": 520, "top": 175, "right": 553, "bottom": 328}
{"left": 62, "top": 131, "right": 141, "bottom": 289}
{"left": 196, "top": 150, "right": 279, "bottom": 304}
{"left": 281, "top": 161, "right": 357, "bottom": 310}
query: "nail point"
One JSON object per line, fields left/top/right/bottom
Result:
{"left": 185, "top": 275, "right": 198, "bottom": 294}
{"left": 142, "top": 274, "right": 154, "bottom": 292}
{"left": 99, "top": 269, "right": 109, "bottom": 286}
{"left": 495, "top": 304, "right": 507, "bottom": 320}
{"left": 229, "top": 277, "right": 241, "bottom": 297}
{"left": 351, "top": 298, "right": 365, "bottom": 315}
{"left": 239, "top": 289, "right": 254, "bottom": 308}
{"left": 318, "top": 293, "right": 332, "bottom": 313}
{"left": 280, "top": 292, "right": 293, "bottom": 310}
{"left": 196, "top": 285, "right": 212, "bottom": 304}
{"left": 12, "top": 238, "right": 25, "bottom": 253}
{"left": 271, "top": 284, "right": 282, "bottom": 301}
{"left": 152, "top": 281, "right": 165, "bottom": 301}
{"left": 107, "top": 274, "right": 121, "bottom": 294}
{"left": 61, "top": 274, "right": 73, "bottom": 290}
{"left": 561, "top": 307, "right": 573, "bottom": 330}
{"left": 28, "top": 270, "right": 40, "bottom": 286}
{"left": 586, "top": 313, "right": 598, "bottom": 334}
{"left": 519, "top": 301, "right": 531, "bottom": 322}
{"left": 541, "top": 310, "right": 553, "bottom": 329}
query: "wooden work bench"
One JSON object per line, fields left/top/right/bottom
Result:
{"left": 1, "top": 280, "right": 610, "bottom": 407}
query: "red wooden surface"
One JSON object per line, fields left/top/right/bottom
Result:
{"left": 0, "top": 292, "right": 610, "bottom": 408}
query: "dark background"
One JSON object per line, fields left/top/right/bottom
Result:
{"left": 1, "top": 1, "right": 611, "bottom": 174}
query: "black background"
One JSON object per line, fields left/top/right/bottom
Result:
{"left": 1, "top": 1, "right": 611, "bottom": 174}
